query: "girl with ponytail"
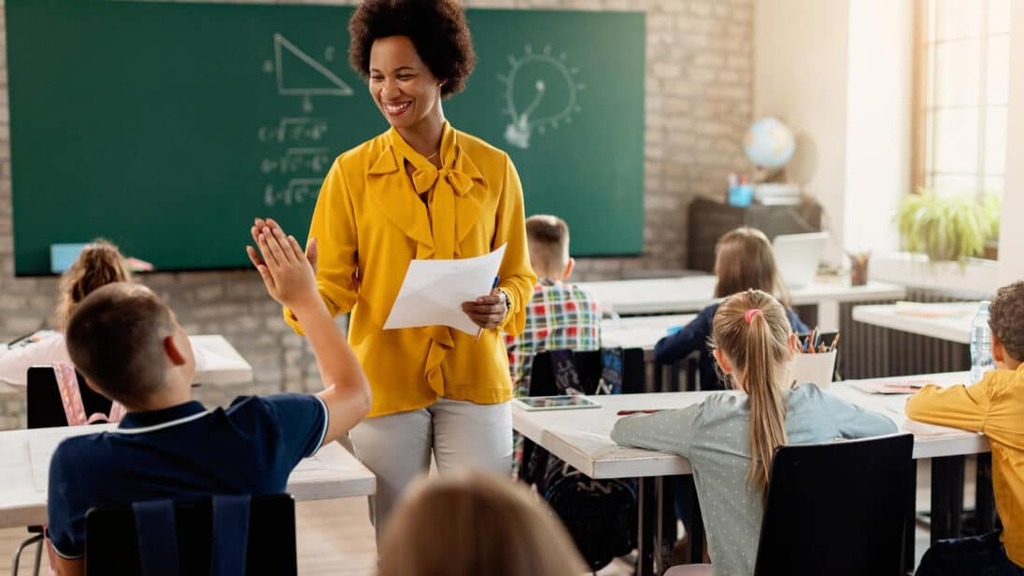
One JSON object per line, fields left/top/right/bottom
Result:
{"left": 612, "top": 289, "right": 896, "bottom": 576}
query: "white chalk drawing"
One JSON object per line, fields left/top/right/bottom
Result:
{"left": 264, "top": 178, "right": 323, "bottom": 207}
{"left": 257, "top": 117, "right": 328, "bottom": 143}
{"left": 267, "top": 33, "right": 353, "bottom": 112}
{"left": 260, "top": 147, "right": 332, "bottom": 175}
{"left": 499, "top": 45, "right": 584, "bottom": 149}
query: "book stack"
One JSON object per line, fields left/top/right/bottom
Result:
{"left": 753, "top": 183, "right": 801, "bottom": 206}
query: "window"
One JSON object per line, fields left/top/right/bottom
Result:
{"left": 912, "top": 0, "right": 1011, "bottom": 199}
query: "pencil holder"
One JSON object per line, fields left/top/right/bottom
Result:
{"left": 789, "top": 350, "right": 838, "bottom": 389}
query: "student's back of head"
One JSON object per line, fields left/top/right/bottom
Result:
{"left": 377, "top": 471, "right": 586, "bottom": 576}
{"left": 65, "top": 282, "right": 182, "bottom": 408}
{"left": 712, "top": 288, "right": 795, "bottom": 496}
{"left": 713, "top": 227, "right": 789, "bottom": 305}
{"left": 525, "top": 214, "right": 573, "bottom": 280}
{"left": 990, "top": 280, "right": 1024, "bottom": 366}
{"left": 57, "top": 239, "right": 133, "bottom": 328}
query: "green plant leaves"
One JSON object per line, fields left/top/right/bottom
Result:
{"left": 894, "top": 188, "right": 1001, "bottom": 265}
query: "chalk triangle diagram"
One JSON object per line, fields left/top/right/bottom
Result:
{"left": 274, "top": 34, "right": 353, "bottom": 96}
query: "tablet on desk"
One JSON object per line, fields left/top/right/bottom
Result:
{"left": 513, "top": 395, "right": 601, "bottom": 411}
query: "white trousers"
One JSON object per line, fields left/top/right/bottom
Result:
{"left": 348, "top": 397, "right": 512, "bottom": 540}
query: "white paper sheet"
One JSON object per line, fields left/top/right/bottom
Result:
{"left": 384, "top": 244, "right": 507, "bottom": 336}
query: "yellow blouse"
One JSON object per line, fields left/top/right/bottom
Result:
{"left": 905, "top": 364, "right": 1024, "bottom": 566}
{"left": 285, "top": 123, "right": 536, "bottom": 417}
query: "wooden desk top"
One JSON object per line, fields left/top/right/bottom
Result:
{"left": 512, "top": 372, "right": 983, "bottom": 480}
{"left": 0, "top": 424, "right": 374, "bottom": 529}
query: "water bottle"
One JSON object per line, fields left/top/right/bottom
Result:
{"left": 970, "top": 300, "right": 995, "bottom": 382}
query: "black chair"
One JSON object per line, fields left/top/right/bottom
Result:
{"left": 527, "top": 347, "right": 646, "bottom": 396}
{"left": 754, "top": 433, "right": 915, "bottom": 576}
{"left": 85, "top": 494, "right": 297, "bottom": 576}
{"left": 26, "top": 365, "right": 112, "bottom": 429}
{"left": 667, "top": 433, "right": 914, "bottom": 576}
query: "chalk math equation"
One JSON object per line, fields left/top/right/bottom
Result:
{"left": 258, "top": 34, "right": 352, "bottom": 208}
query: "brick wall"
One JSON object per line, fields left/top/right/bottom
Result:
{"left": 0, "top": 0, "right": 752, "bottom": 426}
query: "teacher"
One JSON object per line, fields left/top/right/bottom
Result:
{"left": 284, "top": 0, "right": 536, "bottom": 536}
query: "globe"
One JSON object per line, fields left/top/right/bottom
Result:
{"left": 743, "top": 117, "right": 795, "bottom": 170}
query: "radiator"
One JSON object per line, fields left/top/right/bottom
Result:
{"left": 839, "top": 288, "right": 974, "bottom": 380}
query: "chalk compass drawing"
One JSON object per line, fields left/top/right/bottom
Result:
{"left": 263, "top": 33, "right": 352, "bottom": 113}
{"left": 499, "top": 44, "right": 584, "bottom": 149}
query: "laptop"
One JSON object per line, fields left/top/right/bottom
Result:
{"left": 772, "top": 232, "right": 829, "bottom": 289}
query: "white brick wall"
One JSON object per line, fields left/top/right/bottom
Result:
{"left": 0, "top": 0, "right": 752, "bottom": 424}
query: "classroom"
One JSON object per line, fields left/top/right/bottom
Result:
{"left": 0, "top": 0, "right": 1022, "bottom": 575}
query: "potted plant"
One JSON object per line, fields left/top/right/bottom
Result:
{"left": 895, "top": 188, "right": 1001, "bottom": 264}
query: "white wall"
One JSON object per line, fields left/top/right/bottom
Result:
{"left": 998, "top": 1, "right": 1024, "bottom": 285}
{"left": 753, "top": 0, "right": 851, "bottom": 264}
{"left": 844, "top": 0, "right": 913, "bottom": 255}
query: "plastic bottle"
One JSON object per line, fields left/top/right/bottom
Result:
{"left": 970, "top": 300, "right": 994, "bottom": 382}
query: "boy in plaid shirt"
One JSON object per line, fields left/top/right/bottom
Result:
{"left": 505, "top": 214, "right": 602, "bottom": 397}
{"left": 505, "top": 215, "right": 602, "bottom": 473}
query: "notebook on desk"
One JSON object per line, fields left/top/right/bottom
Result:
{"left": 772, "top": 232, "right": 829, "bottom": 289}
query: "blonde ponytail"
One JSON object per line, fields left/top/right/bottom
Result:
{"left": 711, "top": 289, "right": 794, "bottom": 497}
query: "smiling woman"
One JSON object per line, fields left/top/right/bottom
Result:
{"left": 279, "top": 0, "right": 537, "bottom": 540}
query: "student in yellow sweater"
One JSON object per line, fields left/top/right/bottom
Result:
{"left": 907, "top": 280, "right": 1024, "bottom": 575}
{"left": 282, "top": 0, "right": 536, "bottom": 538}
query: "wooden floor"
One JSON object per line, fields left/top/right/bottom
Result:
{"left": 0, "top": 459, "right": 962, "bottom": 575}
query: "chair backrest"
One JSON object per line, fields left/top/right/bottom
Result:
{"left": 85, "top": 494, "right": 297, "bottom": 576}
{"left": 528, "top": 347, "right": 646, "bottom": 396}
{"left": 753, "top": 433, "right": 914, "bottom": 576}
{"left": 26, "top": 365, "right": 112, "bottom": 429}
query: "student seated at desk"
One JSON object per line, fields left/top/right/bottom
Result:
{"left": 45, "top": 219, "right": 371, "bottom": 576}
{"left": 653, "top": 227, "right": 808, "bottom": 391}
{"left": 908, "top": 280, "right": 1024, "bottom": 576}
{"left": 0, "top": 240, "right": 131, "bottom": 388}
{"left": 612, "top": 289, "right": 895, "bottom": 576}
{"left": 505, "top": 215, "right": 601, "bottom": 472}
{"left": 377, "top": 471, "right": 586, "bottom": 576}
{"left": 0, "top": 240, "right": 219, "bottom": 389}
{"left": 504, "top": 214, "right": 602, "bottom": 397}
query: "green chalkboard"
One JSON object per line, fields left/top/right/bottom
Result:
{"left": 7, "top": 1, "right": 644, "bottom": 276}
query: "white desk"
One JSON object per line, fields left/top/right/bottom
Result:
{"left": 852, "top": 302, "right": 977, "bottom": 344}
{"left": 513, "top": 371, "right": 982, "bottom": 574}
{"left": 0, "top": 424, "right": 375, "bottom": 529}
{"left": 513, "top": 371, "right": 981, "bottom": 479}
{"left": 579, "top": 275, "right": 906, "bottom": 331}
{"left": 600, "top": 314, "right": 697, "bottom": 352}
{"left": 190, "top": 334, "right": 254, "bottom": 385}
{"left": 0, "top": 334, "right": 252, "bottom": 393}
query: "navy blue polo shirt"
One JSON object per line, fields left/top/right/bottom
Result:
{"left": 46, "top": 394, "right": 328, "bottom": 559}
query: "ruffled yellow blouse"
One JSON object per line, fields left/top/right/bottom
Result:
{"left": 285, "top": 123, "right": 536, "bottom": 417}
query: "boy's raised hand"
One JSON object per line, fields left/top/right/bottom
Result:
{"left": 246, "top": 218, "right": 322, "bottom": 313}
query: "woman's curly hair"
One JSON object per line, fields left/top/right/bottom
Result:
{"left": 349, "top": 0, "right": 476, "bottom": 98}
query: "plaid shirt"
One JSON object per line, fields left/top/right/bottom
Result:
{"left": 504, "top": 278, "right": 602, "bottom": 397}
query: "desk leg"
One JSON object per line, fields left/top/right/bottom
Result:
{"left": 975, "top": 453, "right": 996, "bottom": 535}
{"left": 686, "top": 478, "right": 705, "bottom": 564}
{"left": 931, "top": 455, "right": 965, "bottom": 543}
{"left": 638, "top": 477, "right": 655, "bottom": 576}
{"left": 904, "top": 461, "right": 917, "bottom": 576}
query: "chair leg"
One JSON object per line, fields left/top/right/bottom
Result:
{"left": 31, "top": 535, "right": 43, "bottom": 576}
{"left": 11, "top": 534, "right": 43, "bottom": 576}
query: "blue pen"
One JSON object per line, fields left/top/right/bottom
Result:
{"left": 475, "top": 276, "right": 501, "bottom": 342}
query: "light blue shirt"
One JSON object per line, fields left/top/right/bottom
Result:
{"left": 611, "top": 383, "right": 897, "bottom": 576}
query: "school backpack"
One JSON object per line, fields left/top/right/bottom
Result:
{"left": 521, "top": 348, "right": 639, "bottom": 571}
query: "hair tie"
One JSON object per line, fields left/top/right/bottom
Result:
{"left": 744, "top": 308, "right": 763, "bottom": 323}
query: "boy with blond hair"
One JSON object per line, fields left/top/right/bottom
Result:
{"left": 908, "top": 280, "right": 1024, "bottom": 575}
